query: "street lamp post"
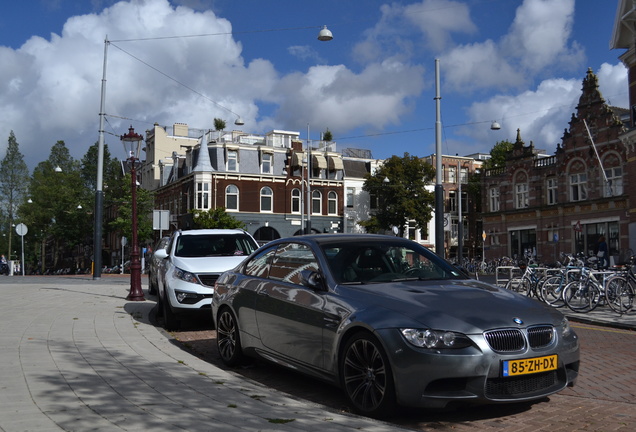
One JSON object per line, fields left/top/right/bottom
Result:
{"left": 434, "top": 59, "right": 444, "bottom": 258}
{"left": 121, "top": 126, "right": 145, "bottom": 302}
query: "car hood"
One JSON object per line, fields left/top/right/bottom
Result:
{"left": 341, "top": 279, "right": 564, "bottom": 334}
{"left": 171, "top": 256, "right": 247, "bottom": 274}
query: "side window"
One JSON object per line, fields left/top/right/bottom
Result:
{"left": 243, "top": 246, "right": 277, "bottom": 278}
{"left": 269, "top": 243, "right": 319, "bottom": 285}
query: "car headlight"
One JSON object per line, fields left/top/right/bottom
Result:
{"left": 401, "top": 328, "right": 472, "bottom": 349}
{"left": 561, "top": 318, "right": 573, "bottom": 338}
{"left": 173, "top": 267, "right": 201, "bottom": 285}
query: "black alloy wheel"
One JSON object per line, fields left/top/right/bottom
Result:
{"left": 341, "top": 332, "right": 395, "bottom": 418}
{"left": 216, "top": 309, "right": 244, "bottom": 366}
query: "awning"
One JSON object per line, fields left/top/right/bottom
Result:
{"left": 291, "top": 151, "right": 305, "bottom": 167}
{"left": 328, "top": 156, "right": 344, "bottom": 171}
{"left": 312, "top": 154, "right": 327, "bottom": 169}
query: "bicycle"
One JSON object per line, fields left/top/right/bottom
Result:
{"left": 505, "top": 263, "right": 552, "bottom": 300}
{"left": 540, "top": 253, "right": 584, "bottom": 308}
{"left": 562, "top": 263, "right": 620, "bottom": 313}
{"left": 604, "top": 255, "right": 635, "bottom": 315}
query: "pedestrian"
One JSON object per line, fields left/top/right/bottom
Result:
{"left": 596, "top": 236, "right": 609, "bottom": 269}
{"left": 0, "top": 254, "right": 8, "bottom": 275}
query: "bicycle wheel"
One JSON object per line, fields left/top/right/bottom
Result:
{"left": 505, "top": 277, "right": 530, "bottom": 296}
{"left": 605, "top": 276, "right": 635, "bottom": 315}
{"left": 563, "top": 280, "right": 600, "bottom": 313}
{"left": 540, "top": 275, "right": 566, "bottom": 308}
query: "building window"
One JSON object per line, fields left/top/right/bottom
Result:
{"left": 197, "top": 182, "right": 209, "bottom": 210}
{"left": 369, "top": 191, "right": 378, "bottom": 210}
{"left": 291, "top": 188, "right": 301, "bottom": 213}
{"left": 515, "top": 183, "right": 528, "bottom": 209}
{"left": 260, "top": 186, "right": 273, "bottom": 212}
{"left": 570, "top": 173, "right": 587, "bottom": 201}
{"left": 261, "top": 152, "right": 272, "bottom": 174}
{"left": 448, "top": 166, "right": 456, "bottom": 183}
{"left": 448, "top": 191, "right": 457, "bottom": 212}
{"left": 227, "top": 149, "right": 238, "bottom": 171}
{"left": 312, "top": 190, "right": 322, "bottom": 214}
{"left": 328, "top": 191, "right": 337, "bottom": 215}
{"left": 459, "top": 167, "right": 468, "bottom": 184}
{"left": 547, "top": 177, "right": 558, "bottom": 205}
{"left": 489, "top": 187, "right": 500, "bottom": 212}
{"left": 346, "top": 187, "right": 354, "bottom": 208}
{"left": 225, "top": 184, "right": 239, "bottom": 211}
{"left": 604, "top": 167, "right": 623, "bottom": 197}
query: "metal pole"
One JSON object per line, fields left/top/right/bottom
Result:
{"left": 458, "top": 161, "right": 463, "bottom": 265}
{"left": 434, "top": 59, "right": 445, "bottom": 258}
{"left": 93, "top": 37, "right": 108, "bottom": 280}
{"left": 306, "top": 124, "right": 311, "bottom": 235}
{"left": 127, "top": 157, "right": 144, "bottom": 301}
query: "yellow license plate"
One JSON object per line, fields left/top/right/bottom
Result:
{"left": 502, "top": 355, "right": 558, "bottom": 377}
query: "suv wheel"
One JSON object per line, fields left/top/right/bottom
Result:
{"left": 162, "top": 297, "right": 180, "bottom": 331}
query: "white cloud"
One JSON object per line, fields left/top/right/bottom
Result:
{"left": 352, "top": 0, "right": 476, "bottom": 64}
{"left": 460, "top": 64, "right": 628, "bottom": 156}
{"left": 268, "top": 60, "right": 425, "bottom": 136}
{"left": 440, "top": 0, "right": 583, "bottom": 93}
{"left": 502, "top": 0, "right": 583, "bottom": 73}
{"left": 0, "top": 0, "right": 429, "bottom": 167}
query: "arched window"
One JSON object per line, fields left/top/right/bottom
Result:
{"left": 328, "top": 191, "right": 337, "bottom": 215}
{"left": 513, "top": 171, "right": 529, "bottom": 209}
{"left": 312, "top": 190, "right": 322, "bottom": 215}
{"left": 602, "top": 152, "right": 623, "bottom": 197}
{"left": 261, "top": 186, "right": 273, "bottom": 212}
{"left": 225, "top": 184, "right": 239, "bottom": 211}
{"left": 568, "top": 159, "right": 588, "bottom": 202}
{"left": 291, "top": 188, "right": 301, "bottom": 214}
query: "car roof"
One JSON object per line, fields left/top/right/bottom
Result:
{"left": 177, "top": 229, "right": 250, "bottom": 236}
{"left": 271, "top": 233, "right": 413, "bottom": 246}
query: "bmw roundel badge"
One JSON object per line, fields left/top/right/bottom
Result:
{"left": 513, "top": 317, "right": 523, "bottom": 325}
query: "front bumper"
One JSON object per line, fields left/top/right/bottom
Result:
{"left": 376, "top": 327, "right": 580, "bottom": 409}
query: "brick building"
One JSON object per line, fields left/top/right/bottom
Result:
{"left": 482, "top": 69, "right": 631, "bottom": 265}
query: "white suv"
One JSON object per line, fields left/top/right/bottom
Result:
{"left": 155, "top": 229, "right": 258, "bottom": 330}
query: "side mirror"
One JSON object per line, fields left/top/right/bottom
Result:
{"left": 154, "top": 248, "right": 168, "bottom": 260}
{"left": 299, "top": 270, "right": 324, "bottom": 291}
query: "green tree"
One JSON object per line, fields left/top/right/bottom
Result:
{"left": 214, "top": 118, "right": 227, "bottom": 132}
{"left": 80, "top": 142, "right": 119, "bottom": 192}
{"left": 20, "top": 141, "right": 91, "bottom": 271}
{"left": 323, "top": 128, "right": 333, "bottom": 142}
{"left": 0, "top": 131, "right": 29, "bottom": 260}
{"left": 360, "top": 153, "right": 435, "bottom": 237}
{"left": 108, "top": 173, "right": 155, "bottom": 246}
{"left": 483, "top": 140, "right": 514, "bottom": 170}
{"left": 190, "top": 207, "right": 246, "bottom": 229}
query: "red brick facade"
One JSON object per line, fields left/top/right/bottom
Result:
{"left": 482, "top": 69, "right": 631, "bottom": 265}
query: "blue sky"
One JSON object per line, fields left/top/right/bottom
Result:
{"left": 0, "top": 0, "right": 628, "bottom": 168}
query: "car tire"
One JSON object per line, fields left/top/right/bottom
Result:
{"left": 340, "top": 331, "right": 396, "bottom": 418}
{"left": 148, "top": 275, "right": 157, "bottom": 295}
{"left": 162, "top": 296, "right": 180, "bottom": 331}
{"left": 216, "top": 308, "right": 245, "bottom": 366}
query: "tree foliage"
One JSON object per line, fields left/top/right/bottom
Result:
{"left": 214, "top": 118, "right": 226, "bottom": 132}
{"left": 483, "top": 140, "right": 514, "bottom": 170}
{"left": 323, "top": 128, "right": 333, "bottom": 142}
{"left": 190, "top": 207, "right": 246, "bottom": 229}
{"left": 360, "top": 153, "right": 435, "bottom": 237}
{"left": 19, "top": 141, "right": 92, "bottom": 269}
{"left": 0, "top": 131, "right": 29, "bottom": 257}
{"left": 107, "top": 172, "right": 155, "bottom": 245}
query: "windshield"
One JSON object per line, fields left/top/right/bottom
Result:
{"left": 175, "top": 234, "right": 257, "bottom": 258}
{"left": 324, "top": 242, "right": 464, "bottom": 284}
